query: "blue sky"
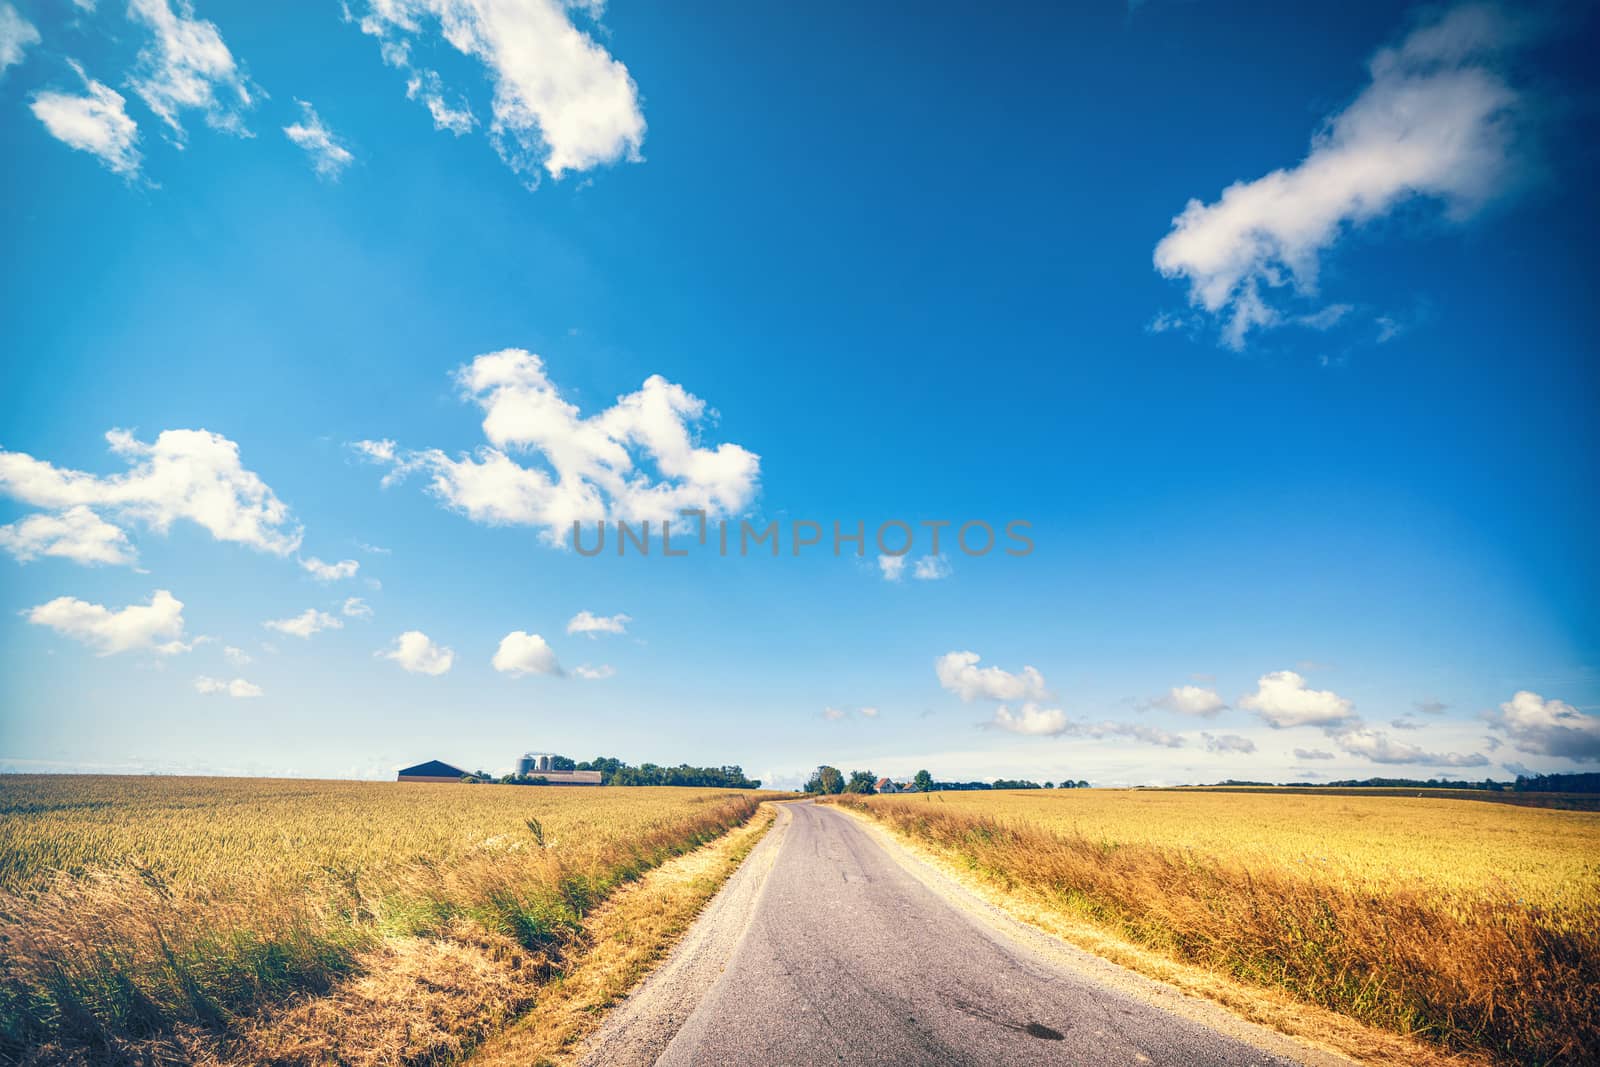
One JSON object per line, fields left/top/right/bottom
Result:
{"left": 1, "top": 0, "right": 1596, "bottom": 789}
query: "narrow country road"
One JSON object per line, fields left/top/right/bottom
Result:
{"left": 582, "top": 801, "right": 1353, "bottom": 1067}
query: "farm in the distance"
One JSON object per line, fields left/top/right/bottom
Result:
{"left": 828, "top": 788, "right": 1600, "bottom": 1065}
{"left": 0, "top": 775, "right": 775, "bottom": 1064}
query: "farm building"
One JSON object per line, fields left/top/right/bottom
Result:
{"left": 524, "top": 769, "right": 604, "bottom": 785}
{"left": 397, "top": 759, "right": 470, "bottom": 783}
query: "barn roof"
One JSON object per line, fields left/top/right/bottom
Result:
{"left": 398, "top": 759, "right": 469, "bottom": 778}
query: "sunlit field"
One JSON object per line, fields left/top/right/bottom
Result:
{"left": 832, "top": 789, "right": 1600, "bottom": 1065}
{"left": 0, "top": 775, "right": 774, "bottom": 1064}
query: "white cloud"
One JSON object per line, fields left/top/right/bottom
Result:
{"left": 877, "top": 554, "right": 905, "bottom": 582}
{"left": 573, "top": 663, "right": 613, "bottom": 680}
{"left": 492, "top": 630, "right": 562, "bottom": 676}
{"left": 935, "top": 651, "right": 1048, "bottom": 703}
{"left": 300, "top": 556, "right": 359, "bottom": 581}
{"left": 0, "top": 505, "right": 136, "bottom": 566}
{"left": 354, "top": 0, "right": 645, "bottom": 182}
{"left": 859, "top": 706, "right": 880, "bottom": 719}
{"left": 1153, "top": 3, "right": 1531, "bottom": 348}
{"left": 25, "top": 589, "right": 191, "bottom": 656}
{"left": 913, "top": 555, "right": 952, "bottom": 581}
{"left": 1332, "top": 726, "right": 1488, "bottom": 767}
{"left": 1203, "top": 732, "right": 1257, "bottom": 754}
{"left": 0, "top": 429, "right": 301, "bottom": 556}
{"left": 1293, "top": 747, "right": 1335, "bottom": 760}
{"left": 283, "top": 100, "right": 354, "bottom": 179}
{"left": 30, "top": 63, "right": 143, "bottom": 178}
{"left": 566, "top": 609, "right": 630, "bottom": 636}
{"left": 194, "top": 675, "right": 262, "bottom": 698}
{"left": 223, "top": 644, "right": 251, "bottom": 665}
{"left": 1239, "top": 670, "right": 1356, "bottom": 728}
{"left": 356, "top": 350, "right": 759, "bottom": 545}
{"left": 263, "top": 608, "right": 342, "bottom": 639}
{"left": 1, "top": 3, "right": 40, "bottom": 76}
{"left": 1487, "top": 691, "right": 1600, "bottom": 762}
{"left": 1151, "top": 684, "right": 1226, "bottom": 718}
{"left": 127, "top": 0, "right": 256, "bottom": 139}
{"left": 341, "top": 596, "right": 373, "bottom": 618}
{"left": 822, "top": 706, "right": 847, "bottom": 722}
{"left": 379, "top": 630, "right": 454, "bottom": 675}
{"left": 989, "top": 703, "right": 1069, "bottom": 737}
{"left": 405, "top": 69, "right": 475, "bottom": 133}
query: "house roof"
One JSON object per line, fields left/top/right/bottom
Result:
{"left": 398, "top": 759, "right": 469, "bottom": 778}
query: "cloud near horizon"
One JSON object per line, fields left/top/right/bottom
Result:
{"left": 1239, "top": 670, "right": 1357, "bottom": 729}
{"left": 1487, "top": 691, "right": 1600, "bottom": 762}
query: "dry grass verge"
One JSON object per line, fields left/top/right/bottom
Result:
{"left": 825, "top": 794, "right": 1599, "bottom": 1066}
{"left": 467, "top": 803, "right": 777, "bottom": 1066}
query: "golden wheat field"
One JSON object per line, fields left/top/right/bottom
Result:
{"left": 863, "top": 787, "right": 1600, "bottom": 905}
{"left": 0, "top": 775, "right": 775, "bottom": 1065}
{"left": 832, "top": 789, "right": 1600, "bottom": 1065}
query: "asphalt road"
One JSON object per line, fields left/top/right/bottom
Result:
{"left": 583, "top": 801, "right": 1349, "bottom": 1067}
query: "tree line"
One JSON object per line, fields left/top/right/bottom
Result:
{"left": 802, "top": 766, "right": 1089, "bottom": 794}
{"left": 489, "top": 755, "right": 761, "bottom": 789}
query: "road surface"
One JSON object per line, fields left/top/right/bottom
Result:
{"left": 582, "top": 800, "right": 1353, "bottom": 1067}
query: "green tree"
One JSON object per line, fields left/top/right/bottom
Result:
{"left": 845, "top": 770, "right": 877, "bottom": 794}
{"left": 913, "top": 769, "right": 934, "bottom": 793}
{"left": 550, "top": 754, "right": 576, "bottom": 770}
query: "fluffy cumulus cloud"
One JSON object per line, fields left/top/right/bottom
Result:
{"left": 30, "top": 63, "right": 144, "bottom": 178}
{"left": 936, "top": 651, "right": 1049, "bottom": 703}
{"left": 1203, "top": 732, "right": 1257, "bottom": 754}
{"left": 25, "top": 589, "right": 191, "bottom": 655}
{"left": 223, "top": 644, "right": 251, "bottom": 665}
{"left": 877, "top": 554, "right": 905, "bottom": 582}
{"left": 127, "top": 0, "right": 256, "bottom": 138}
{"left": 300, "top": 556, "right": 359, "bottom": 581}
{"left": 1487, "top": 691, "right": 1600, "bottom": 762}
{"left": 1, "top": 3, "right": 40, "bottom": 76}
{"left": 1239, "top": 670, "right": 1356, "bottom": 728}
{"left": 1151, "top": 684, "right": 1227, "bottom": 717}
{"left": 194, "top": 675, "right": 262, "bottom": 698}
{"left": 283, "top": 100, "right": 354, "bottom": 179}
{"left": 1153, "top": 3, "right": 1532, "bottom": 348}
{"left": 0, "top": 429, "right": 301, "bottom": 561}
{"left": 263, "top": 608, "right": 342, "bottom": 638}
{"left": 379, "top": 630, "right": 454, "bottom": 675}
{"left": 989, "top": 703, "right": 1068, "bottom": 737}
{"left": 573, "top": 663, "right": 613, "bottom": 680}
{"left": 0, "top": 505, "right": 136, "bottom": 565}
{"left": 1332, "top": 726, "right": 1488, "bottom": 767}
{"left": 341, "top": 596, "right": 373, "bottom": 618}
{"left": 356, "top": 350, "right": 759, "bottom": 545}
{"left": 913, "top": 555, "right": 952, "bottom": 581}
{"left": 352, "top": 0, "right": 644, "bottom": 184}
{"left": 492, "top": 630, "right": 563, "bottom": 676}
{"left": 567, "top": 610, "right": 629, "bottom": 636}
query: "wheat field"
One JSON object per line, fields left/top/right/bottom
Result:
{"left": 832, "top": 789, "right": 1600, "bottom": 1065}
{"left": 0, "top": 775, "right": 772, "bottom": 1064}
